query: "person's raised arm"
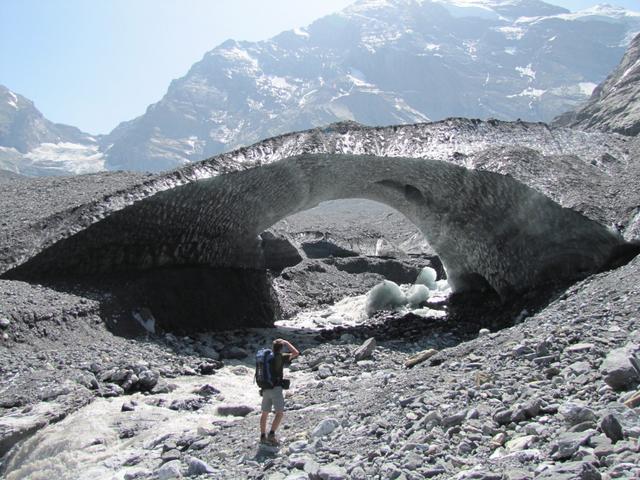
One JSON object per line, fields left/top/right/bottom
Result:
{"left": 277, "top": 338, "right": 300, "bottom": 359}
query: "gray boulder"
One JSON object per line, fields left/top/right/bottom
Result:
{"left": 311, "top": 418, "right": 340, "bottom": 438}
{"left": 318, "top": 463, "right": 348, "bottom": 480}
{"left": 536, "top": 461, "right": 601, "bottom": 480}
{"left": 137, "top": 369, "right": 159, "bottom": 391}
{"left": 600, "top": 346, "right": 640, "bottom": 391}
{"left": 100, "top": 383, "right": 124, "bottom": 398}
{"left": 216, "top": 404, "right": 254, "bottom": 417}
{"left": 559, "top": 402, "right": 597, "bottom": 426}
{"left": 156, "top": 460, "right": 182, "bottom": 479}
{"left": 186, "top": 456, "right": 215, "bottom": 476}
{"left": 354, "top": 337, "right": 376, "bottom": 361}
{"left": 550, "top": 430, "right": 596, "bottom": 460}
{"left": 599, "top": 413, "right": 624, "bottom": 444}
{"left": 195, "top": 384, "right": 221, "bottom": 397}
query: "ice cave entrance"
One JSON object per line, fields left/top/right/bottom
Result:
{"left": 2, "top": 154, "right": 627, "bottom": 333}
{"left": 267, "top": 198, "right": 460, "bottom": 330}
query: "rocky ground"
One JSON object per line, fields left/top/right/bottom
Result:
{"left": 175, "top": 255, "right": 640, "bottom": 480}
{"left": 1, "top": 251, "right": 639, "bottom": 479}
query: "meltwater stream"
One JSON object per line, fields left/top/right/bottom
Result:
{"left": 3, "top": 364, "right": 284, "bottom": 480}
{"left": 4, "top": 279, "right": 451, "bottom": 479}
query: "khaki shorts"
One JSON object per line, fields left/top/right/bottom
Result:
{"left": 261, "top": 386, "right": 285, "bottom": 412}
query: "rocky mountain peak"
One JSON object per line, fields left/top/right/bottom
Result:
{"left": 0, "top": 85, "right": 103, "bottom": 176}
{"left": 0, "top": 84, "right": 52, "bottom": 153}
{"left": 1, "top": 85, "right": 25, "bottom": 111}
{"left": 99, "top": 0, "right": 640, "bottom": 172}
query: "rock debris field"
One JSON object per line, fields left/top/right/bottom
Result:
{"left": 0, "top": 252, "right": 639, "bottom": 479}
{"left": 1, "top": 119, "right": 640, "bottom": 479}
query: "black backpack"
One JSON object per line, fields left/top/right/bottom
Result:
{"left": 255, "top": 348, "right": 274, "bottom": 389}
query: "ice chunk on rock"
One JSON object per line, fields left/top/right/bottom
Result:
{"left": 406, "top": 284, "right": 430, "bottom": 307}
{"left": 415, "top": 267, "right": 437, "bottom": 289}
{"left": 365, "top": 280, "right": 407, "bottom": 316}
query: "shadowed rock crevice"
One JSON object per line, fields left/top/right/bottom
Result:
{"left": 40, "top": 267, "right": 280, "bottom": 333}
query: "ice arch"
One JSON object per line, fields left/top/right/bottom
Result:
{"left": 6, "top": 154, "right": 624, "bottom": 303}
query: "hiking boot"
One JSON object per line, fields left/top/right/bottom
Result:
{"left": 260, "top": 434, "right": 269, "bottom": 445}
{"left": 267, "top": 432, "right": 279, "bottom": 446}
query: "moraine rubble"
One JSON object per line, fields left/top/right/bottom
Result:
{"left": 1, "top": 253, "right": 639, "bottom": 479}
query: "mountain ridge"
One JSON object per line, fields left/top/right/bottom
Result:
{"left": 2, "top": 0, "right": 640, "bottom": 174}
{"left": 94, "top": 0, "right": 640, "bottom": 171}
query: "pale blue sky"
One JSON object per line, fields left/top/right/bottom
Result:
{"left": 1, "top": 0, "right": 638, "bottom": 134}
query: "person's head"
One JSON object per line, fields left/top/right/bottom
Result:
{"left": 272, "top": 340, "right": 283, "bottom": 353}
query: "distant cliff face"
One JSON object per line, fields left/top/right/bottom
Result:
{"left": 102, "top": 0, "right": 640, "bottom": 171}
{"left": 553, "top": 33, "right": 640, "bottom": 136}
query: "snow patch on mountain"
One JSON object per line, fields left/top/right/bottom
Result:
{"left": 559, "top": 4, "right": 640, "bottom": 21}
{"left": 433, "top": 0, "right": 521, "bottom": 19}
{"left": 218, "top": 46, "right": 259, "bottom": 68}
{"left": 495, "top": 25, "right": 526, "bottom": 40}
{"left": 508, "top": 87, "right": 546, "bottom": 98}
{"left": 6, "top": 90, "right": 18, "bottom": 110}
{"left": 346, "top": 0, "right": 395, "bottom": 14}
{"left": 24, "top": 143, "right": 105, "bottom": 175}
{"left": 620, "top": 57, "right": 640, "bottom": 81}
{"left": 393, "top": 98, "right": 430, "bottom": 121}
{"left": 516, "top": 64, "right": 536, "bottom": 80}
{"left": 464, "top": 40, "right": 479, "bottom": 60}
{"left": 579, "top": 82, "right": 598, "bottom": 96}
{"left": 293, "top": 27, "right": 310, "bottom": 38}
{"left": 518, "top": 4, "right": 640, "bottom": 27}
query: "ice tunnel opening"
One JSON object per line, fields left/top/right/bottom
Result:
{"left": 0, "top": 153, "right": 629, "bottom": 334}
{"left": 267, "top": 198, "right": 450, "bottom": 326}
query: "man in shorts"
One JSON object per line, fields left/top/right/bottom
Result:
{"left": 260, "top": 338, "right": 299, "bottom": 446}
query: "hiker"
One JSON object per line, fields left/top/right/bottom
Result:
{"left": 258, "top": 338, "right": 299, "bottom": 446}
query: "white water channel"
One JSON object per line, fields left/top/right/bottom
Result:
{"left": 4, "top": 364, "right": 265, "bottom": 479}
{"left": 4, "top": 279, "right": 450, "bottom": 479}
